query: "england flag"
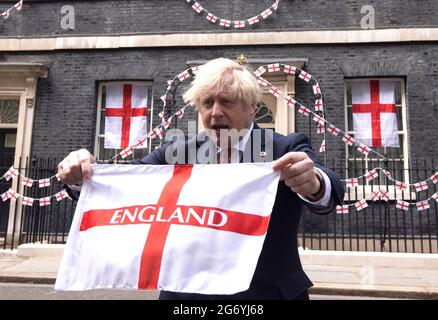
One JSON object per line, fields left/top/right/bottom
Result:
{"left": 55, "top": 163, "right": 280, "bottom": 294}
{"left": 351, "top": 80, "right": 399, "bottom": 147}
{"left": 104, "top": 83, "right": 148, "bottom": 149}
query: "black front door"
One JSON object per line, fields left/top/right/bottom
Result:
{"left": 0, "top": 129, "right": 16, "bottom": 233}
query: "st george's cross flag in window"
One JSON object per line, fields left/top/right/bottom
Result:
{"left": 104, "top": 83, "right": 148, "bottom": 149}
{"left": 351, "top": 80, "right": 399, "bottom": 147}
{"left": 55, "top": 163, "right": 280, "bottom": 294}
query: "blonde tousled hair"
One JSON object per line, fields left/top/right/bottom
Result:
{"left": 183, "top": 57, "right": 261, "bottom": 109}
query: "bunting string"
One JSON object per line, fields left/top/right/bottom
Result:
{"left": 184, "top": 0, "right": 280, "bottom": 29}
{"left": 1, "top": 0, "right": 23, "bottom": 19}
{"left": 1, "top": 61, "right": 436, "bottom": 211}
{"left": 0, "top": 188, "right": 70, "bottom": 207}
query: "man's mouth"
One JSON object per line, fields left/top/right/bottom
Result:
{"left": 210, "top": 125, "right": 229, "bottom": 131}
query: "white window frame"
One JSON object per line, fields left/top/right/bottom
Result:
{"left": 95, "top": 81, "right": 154, "bottom": 161}
{"left": 344, "top": 78, "right": 412, "bottom": 200}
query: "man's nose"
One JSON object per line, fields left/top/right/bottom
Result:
{"left": 211, "top": 101, "right": 224, "bottom": 117}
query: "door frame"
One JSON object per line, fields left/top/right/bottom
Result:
{"left": 0, "top": 63, "right": 48, "bottom": 246}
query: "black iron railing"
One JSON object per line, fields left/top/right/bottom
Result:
{"left": 1, "top": 157, "right": 437, "bottom": 253}
{"left": 300, "top": 157, "right": 438, "bottom": 253}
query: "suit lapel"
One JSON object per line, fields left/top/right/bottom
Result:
{"left": 241, "top": 122, "right": 268, "bottom": 163}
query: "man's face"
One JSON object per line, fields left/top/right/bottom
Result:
{"left": 198, "top": 90, "right": 255, "bottom": 145}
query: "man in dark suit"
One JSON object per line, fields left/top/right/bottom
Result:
{"left": 58, "top": 57, "right": 344, "bottom": 300}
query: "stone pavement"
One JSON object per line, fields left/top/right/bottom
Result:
{"left": 0, "top": 244, "right": 437, "bottom": 299}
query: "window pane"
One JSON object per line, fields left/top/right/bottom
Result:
{"left": 394, "top": 81, "right": 402, "bottom": 105}
{"left": 345, "top": 78, "right": 408, "bottom": 184}
{"left": 396, "top": 106, "right": 403, "bottom": 130}
{"left": 346, "top": 82, "right": 352, "bottom": 105}
{"left": 255, "top": 102, "right": 274, "bottom": 124}
{"left": 0, "top": 100, "right": 19, "bottom": 124}
{"left": 5, "top": 133, "right": 16, "bottom": 148}
{"left": 98, "top": 137, "right": 120, "bottom": 161}
{"left": 97, "top": 82, "right": 152, "bottom": 160}
{"left": 347, "top": 107, "right": 353, "bottom": 131}
{"left": 100, "top": 109, "right": 105, "bottom": 135}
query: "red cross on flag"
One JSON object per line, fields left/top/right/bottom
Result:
{"left": 430, "top": 172, "right": 438, "bottom": 184}
{"left": 284, "top": 97, "right": 296, "bottom": 107}
{"left": 175, "top": 107, "right": 185, "bottom": 119}
{"left": 365, "top": 169, "right": 378, "bottom": 181}
{"left": 206, "top": 13, "right": 217, "bottom": 23}
{"left": 261, "top": 8, "right": 272, "bottom": 19}
{"left": 56, "top": 190, "right": 69, "bottom": 202}
{"left": 299, "top": 71, "right": 311, "bottom": 82}
{"left": 351, "top": 80, "right": 399, "bottom": 147}
{"left": 372, "top": 190, "right": 381, "bottom": 202}
{"left": 248, "top": 16, "right": 259, "bottom": 25}
{"left": 345, "top": 178, "right": 359, "bottom": 188}
{"left": 298, "top": 106, "right": 310, "bottom": 117}
{"left": 416, "top": 200, "right": 430, "bottom": 212}
{"left": 22, "top": 177, "right": 34, "bottom": 187}
{"left": 55, "top": 163, "right": 280, "bottom": 294}
{"left": 336, "top": 205, "right": 349, "bottom": 214}
{"left": 234, "top": 21, "right": 245, "bottom": 28}
{"left": 4, "top": 166, "right": 18, "bottom": 181}
{"left": 354, "top": 199, "right": 368, "bottom": 211}
{"left": 283, "top": 65, "right": 296, "bottom": 75}
{"left": 394, "top": 180, "right": 407, "bottom": 191}
{"left": 104, "top": 84, "right": 148, "bottom": 150}
{"left": 254, "top": 66, "right": 266, "bottom": 77}
{"left": 396, "top": 200, "right": 410, "bottom": 211}
{"left": 22, "top": 197, "right": 35, "bottom": 207}
{"left": 2, "top": 9, "right": 10, "bottom": 18}
{"left": 319, "top": 139, "right": 326, "bottom": 153}
{"left": 269, "top": 86, "right": 281, "bottom": 97}
{"left": 327, "top": 124, "right": 340, "bottom": 136}
{"left": 191, "top": 2, "right": 203, "bottom": 13}
{"left": 7, "top": 189, "right": 18, "bottom": 201}
{"left": 39, "top": 197, "right": 51, "bottom": 207}
{"left": 414, "top": 181, "right": 428, "bottom": 192}
{"left": 267, "top": 63, "right": 280, "bottom": 73}
{"left": 219, "top": 19, "right": 231, "bottom": 27}
{"left": 15, "top": 0, "right": 23, "bottom": 11}
{"left": 39, "top": 178, "right": 50, "bottom": 188}
{"left": 315, "top": 99, "right": 323, "bottom": 112}
{"left": 1, "top": 192, "right": 8, "bottom": 202}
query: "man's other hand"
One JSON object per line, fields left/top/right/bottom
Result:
{"left": 57, "top": 149, "right": 96, "bottom": 185}
{"left": 272, "top": 152, "right": 321, "bottom": 198}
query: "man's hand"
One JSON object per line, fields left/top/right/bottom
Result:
{"left": 57, "top": 149, "right": 96, "bottom": 185}
{"left": 272, "top": 152, "right": 321, "bottom": 198}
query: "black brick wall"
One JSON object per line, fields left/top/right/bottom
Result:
{"left": 1, "top": 0, "right": 438, "bottom": 37}
{"left": 1, "top": 0, "right": 437, "bottom": 247}
{"left": 5, "top": 42, "right": 436, "bottom": 160}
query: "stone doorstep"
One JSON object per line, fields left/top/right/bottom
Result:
{"left": 16, "top": 244, "right": 438, "bottom": 267}
{"left": 16, "top": 243, "right": 66, "bottom": 258}
{"left": 299, "top": 248, "right": 438, "bottom": 269}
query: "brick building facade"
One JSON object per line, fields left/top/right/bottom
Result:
{"left": 1, "top": 0, "right": 437, "bottom": 251}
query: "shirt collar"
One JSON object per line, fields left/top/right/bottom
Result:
{"left": 216, "top": 122, "right": 254, "bottom": 153}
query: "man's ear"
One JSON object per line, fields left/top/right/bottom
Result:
{"left": 250, "top": 103, "right": 257, "bottom": 115}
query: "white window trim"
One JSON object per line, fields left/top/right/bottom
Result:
{"left": 343, "top": 78, "right": 412, "bottom": 200}
{"left": 95, "top": 81, "right": 154, "bottom": 161}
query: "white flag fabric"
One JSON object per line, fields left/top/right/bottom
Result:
{"left": 104, "top": 83, "right": 148, "bottom": 149}
{"left": 55, "top": 163, "right": 280, "bottom": 294}
{"left": 351, "top": 80, "right": 399, "bottom": 147}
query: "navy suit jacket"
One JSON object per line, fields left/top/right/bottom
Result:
{"left": 131, "top": 123, "right": 345, "bottom": 300}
